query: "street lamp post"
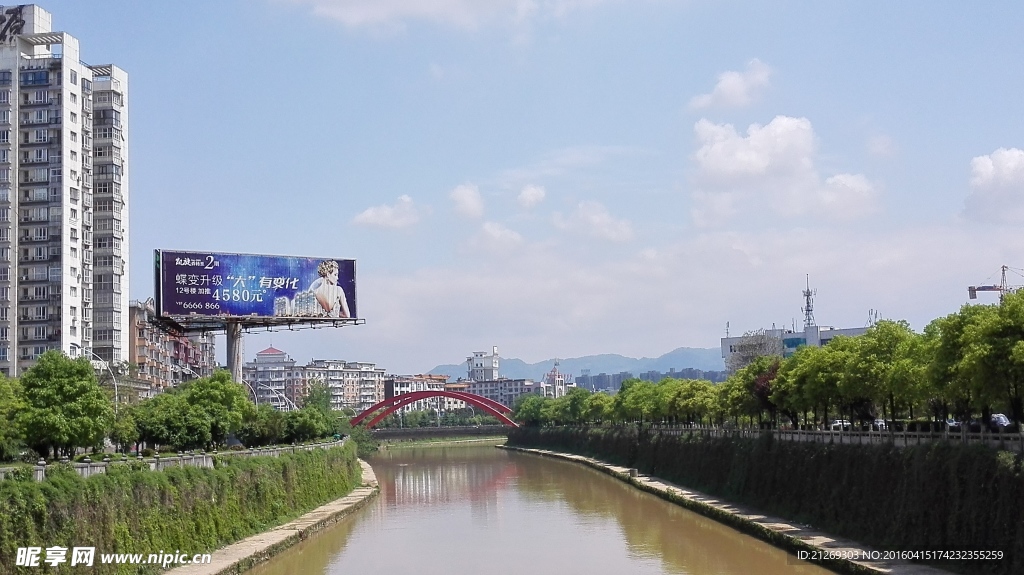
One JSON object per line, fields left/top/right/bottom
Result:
{"left": 245, "top": 378, "right": 299, "bottom": 411}
{"left": 72, "top": 345, "right": 119, "bottom": 415}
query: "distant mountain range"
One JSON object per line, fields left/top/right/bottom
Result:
{"left": 427, "top": 347, "right": 724, "bottom": 381}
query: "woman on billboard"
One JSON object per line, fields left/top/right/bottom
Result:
{"left": 311, "top": 260, "right": 351, "bottom": 318}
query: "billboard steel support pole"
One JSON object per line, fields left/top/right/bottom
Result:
{"left": 226, "top": 321, "right": 243, "bottom": 383}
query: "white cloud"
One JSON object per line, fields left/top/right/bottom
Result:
{"left": 820, "top": 174, "right": 878, "bottom": 220}
{"left": 286, "top": 0, "right": 615, "bottom": 30}
{"left": 352, "top": 195, "right": 421, "bottom": 228}
{"left": 473, "top": 221, "right": 524, "bottom": 251}
{"left": 450, "top": 183, "right": 484, "bottom": 218}
{"left": 690, "top": 115, "right": 878, "bottom": 225}
{"left": 257, "top": 221, "right": 1024, "bottom": 374}
{"left": 497, "top": 145, "right": 637, "bottom": 187}
{"left": 554, "top": 201, "right": 633, "bottom": 242}
{"left": 689, "top": 59, "right": 772, "bottom": 110}
{"left": 867, "top": 134, "right": 896, "bottom": 158}
{"left": 517, "top": 184, "right": 546, "bottom": 208}
{"left": 964, "top": 147, "right": 1024, "bottom": 224}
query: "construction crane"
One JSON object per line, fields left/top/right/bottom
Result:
{"left": 968, "top": 265, "right": 1024, "bottom": 301}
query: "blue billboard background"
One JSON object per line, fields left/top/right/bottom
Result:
{"left": 157, "top": 250, "right": 357, "bottom": 320}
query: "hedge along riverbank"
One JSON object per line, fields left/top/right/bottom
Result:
{"left": 507, "top": 427, "right": 1024, "bottom": 575}
{"left": 0, "top": 441, "right": 362, "bottom": 574}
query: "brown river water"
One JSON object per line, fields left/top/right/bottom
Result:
{"left": 248, "top": 442, "right": 835, "bottom": 575}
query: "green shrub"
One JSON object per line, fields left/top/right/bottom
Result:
{"left": 0, "top": 442, "right": 361, "bottom": 574}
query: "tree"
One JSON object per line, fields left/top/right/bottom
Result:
{"left": 958, "top": 291, "right": 1024, "bottom": 423}
{"left": 0, "top": 376, "right": 23, "bottom": 460}
{"left": 17, "top": 351, "right": 113, "bottom": 459}
{"left": 514, "top": 394, "right": 547, "bottom": 426}
{"left": 237, "top": 404, "right": 286, "bottom": 447}
{"left": 563, "top": 387, "right": 591, "bottom": 425}
{"left": 109, "top": 406, "right": 139, "bottom": 453}
{"left": 179, "top": 371, "right": 254, "bottom": 447}
{"left": 583, "top": 392, "right": 613, "bottom": 423}
{"left": 135, "top": 391, "right": 213, "bottom": 451}
{"left": 668, "top": 379, "right": 715, "bottom": 425}
{"left": 283, "top": 408, "right": 330, "bottom": 443}
{"left": 302, "top": 379, "right": 332, "bottom": 413}
{"left": 615, "top": 379, "right": 658, "bottom": 423}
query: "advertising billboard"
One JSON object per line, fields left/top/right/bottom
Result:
{"left": 156, "top": 250, "right": 357, "bottom": 321}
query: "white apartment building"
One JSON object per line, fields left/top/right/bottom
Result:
{"left": 385, "top": 374, "right": 448, "bottom": 413}
{"left": 0, "top": 5, "right": 129, "bottom": 374}
{"left": 241, "top": 347, "right": 303, "bottom": 411}
{"left": 467, "top": 346, "right": 499, "bottom": 381}
{"left": 305, "top": 358, "right": 386, "bottom": 412}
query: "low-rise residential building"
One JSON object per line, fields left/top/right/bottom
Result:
{"left": 464, "top": 377, "right": 544, "bottom": 408}
{"left": 241, "top": 347, "right": 304, "bottom": 410}
{"left": 385, "top": 374, "right": 449, "bottom": 412}
{"left": 305, "top": 358, "right": 386, "bottom": 412}
{"left": 128, "top": 298, "right": 216, "bottom": 396}
{"left": 240, "top": 349, "right": 387, "bottom": 412}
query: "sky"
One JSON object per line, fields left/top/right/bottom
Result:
{"left": 40, "top": 1, "right": 1024, "bottom": 373}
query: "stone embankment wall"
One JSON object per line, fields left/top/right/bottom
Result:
{"left": 507, "top": 426, "right": 1024, "bottom": 575}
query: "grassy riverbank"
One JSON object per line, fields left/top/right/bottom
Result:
{"left": 0, "top": 442, "right": 362, "bottom": 574}
{"left": 507, "top": 426, "right": 1023, "bottom": 575}
{"left": 381, "top": 436, "right": 506, "bottom": 448}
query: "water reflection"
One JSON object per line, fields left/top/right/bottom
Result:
{"left": 249, "top": 444, "right": 834, "bottom": 575}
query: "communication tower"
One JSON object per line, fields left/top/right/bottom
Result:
{"left": 801, "top": 275, "right": 816, "bottom": 328}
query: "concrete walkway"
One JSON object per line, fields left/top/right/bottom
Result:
{"left": 168, "top": 460, "right": 379, "bottom": 575}
{"left": 501, "top": 446, "right": 956, "bottom": 575}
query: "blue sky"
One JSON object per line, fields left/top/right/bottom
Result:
{"left": 45, "top": 1, "right": 1024, "bottom": 373}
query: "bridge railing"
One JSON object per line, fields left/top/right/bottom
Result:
{"left": 0, "top": 438, "right": 347, "bottom": 482}
{"left": 644, "top": 424, "right": 1024, "bottom": 452}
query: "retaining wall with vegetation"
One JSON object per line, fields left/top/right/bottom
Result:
{"left": 507, "top": 426, "right": 1024, "bottom": 575}
{"left": 0, "top": 441, "right": 362, "bottom": 574}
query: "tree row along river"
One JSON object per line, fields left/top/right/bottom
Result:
{"left": 248, "top": 443, "right": 834, "bottom": 575}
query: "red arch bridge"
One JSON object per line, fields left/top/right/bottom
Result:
{"left": 349, "top": 391, "right": 518, "bottom": 428}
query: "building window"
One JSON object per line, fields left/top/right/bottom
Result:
{"left": 70, "top": 131, "right": 77, "bottom": 142}
{"left": 69, "top": 92, "right": 77, "bottom": 104}
{"left": 0, "top": 90, "right": 8, "bottom": 103}
{"left": 0, "top": 130, "right": 8, "bottom": 144}
{"left": 70, "top": 112, "right": 77, "bottom": 124}
{"left": 70, "top": 70, "right": 78, "bottom": 84}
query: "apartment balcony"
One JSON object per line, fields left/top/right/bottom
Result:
{"left": 93, "top": 172, "right": 120, "bottom": 183}
{"left": 18, "top": 253, "right": 58, "bottom": 264}
{"left": 18, "top": 315, "right": 50, "bottom": 323}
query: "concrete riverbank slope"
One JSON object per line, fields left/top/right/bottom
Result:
{"left": 168, "top": 460, "right": 379, "bottom": 575}
{"left": 502, "top": 446, "right": 951, "bottom": 575}
{"left": 506, "top": 426, "right": 1023, "bottom": 575}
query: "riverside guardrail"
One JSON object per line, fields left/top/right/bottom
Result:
{"left": 646, "top": 424, "right": 1024, "bottom": 452}
{"left": 0, "top": 438, "right": 347, "bottom": 482}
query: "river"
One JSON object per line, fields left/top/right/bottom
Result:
{"left": 248, "top": 442, "right": 834, "bottom": 575}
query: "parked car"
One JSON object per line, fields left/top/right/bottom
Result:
{"left": 991, "top": 413, "right": 1011, "bottom": 428}
{"left": 946, "top": 419, "right": 962, "bottom": 430}
{"left": 829, "top": 420, "right": 852, "bottom": 431}
{"left": 873, "top": 419, "right": 887, "bottom": 430}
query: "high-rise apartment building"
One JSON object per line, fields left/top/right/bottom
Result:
{"left": 0, "top": 5, "right": 129, "bottom": 374}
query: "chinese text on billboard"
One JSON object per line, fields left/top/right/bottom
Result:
{"left": 157, "top": 250, "right": 357, "bottom": 320}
